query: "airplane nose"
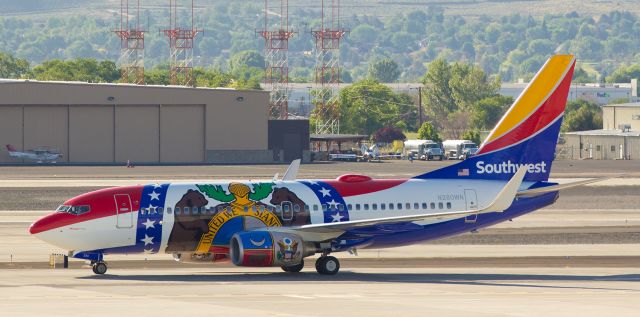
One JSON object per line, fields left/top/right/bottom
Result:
{"left": 29, "top": 213, "right": 59, "bottom": 235}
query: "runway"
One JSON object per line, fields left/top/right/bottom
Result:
{"left": 0, "top": 160, "right": 639, "bottom": 316}
{"left": 1, "top": 267, "right": 639, "bottom": 317}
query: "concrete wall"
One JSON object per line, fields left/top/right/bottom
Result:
{"left": 603, "top": 106, "right": 640, "bottom": 130}
{"left": 0, "top": 82, "right": 270, "bottom": 164}
{"left": 562, "top": 133, "right": 640, "bottom": 160}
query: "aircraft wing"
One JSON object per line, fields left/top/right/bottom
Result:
{"left": 265, "top": 167, "right": 527, "bottom": 241}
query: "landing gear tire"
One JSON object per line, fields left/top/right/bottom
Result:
{"left": 315, "top": 256, "right": 340, "bottom": 275}
{"left": 281, "top": 260, "right": 304, "bottom": 273}
{"left": 92, "top": 262, "right": 107, "bottom": 275}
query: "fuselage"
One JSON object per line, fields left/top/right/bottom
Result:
{"left": 29, "top": 175, "right": 557, "bottom": 259}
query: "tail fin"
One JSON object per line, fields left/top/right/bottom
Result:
{"left": 416, "top": 55, "right": 576, "bottom": 182}
{"left": 5, "top": 144, "right": 16, "bottom": 152}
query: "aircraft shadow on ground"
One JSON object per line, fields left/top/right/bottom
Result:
{"left": 78, "top": 272, "right": 640, "bottom": 291}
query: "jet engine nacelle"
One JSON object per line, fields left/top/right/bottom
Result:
{"left": 230, "top": 231, "right": 315, "bottom": 267}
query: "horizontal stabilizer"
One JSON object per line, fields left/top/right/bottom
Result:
{"left": 517, "top": 176, "right": 615, "bottom": 197}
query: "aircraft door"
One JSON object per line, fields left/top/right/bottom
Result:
{"left": 464, "top": 189, "right": 478, "bottom": 223}
{"left": 114, "top": 194, "right": 134, "bottom": 228}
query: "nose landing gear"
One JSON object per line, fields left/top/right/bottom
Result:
{"left": 91, "top": 261, "right": 108, "bottom": 275}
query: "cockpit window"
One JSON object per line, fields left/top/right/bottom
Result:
{"left": 57, "top": 205, "right": 90, "bottom": 215}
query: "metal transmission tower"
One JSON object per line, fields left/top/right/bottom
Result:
{"left": 312, "top": 0, "right": 347, "bottom": 134}
{"left": 113, "top": 0, "right": 146, "bottom": 85}
{"left": 162, "top": 0, "right": 202, "bottom": 86}
{"left": 258, "top": 0, "right": 295, "bottom": 119}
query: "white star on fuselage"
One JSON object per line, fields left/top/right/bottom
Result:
{"left": 148, "top": 191, "right": 160, "bottom": 201}
{"left": 319, "top": 187, "right": 331, "bottom": 197}
{"left": 141, "top": 234, "right": 154, "bottom": 245}
{"left": 328, "top": 199, "right": 338, "bottom": 207}
{"left": 142, "top": 218, "right": 156, "bottom": 229}
{"left": 331, "top": 213, "right": 344, "bottom": 222}
{"left": 153, "top": 183, "right": 162, "bottom": 189}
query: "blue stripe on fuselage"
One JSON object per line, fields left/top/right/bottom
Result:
{"left": 335, "top": 192, "right": 558, "bottom": 250}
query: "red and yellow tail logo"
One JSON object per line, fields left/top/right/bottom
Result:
{"left": 477, "top": 55, "right": 576, "bottom": 155}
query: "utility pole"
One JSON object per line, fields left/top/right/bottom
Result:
{"left": 418, "top": 86, "right": 423, "bottom": 127}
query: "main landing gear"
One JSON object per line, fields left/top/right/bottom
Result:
{"left": 280, "top": 256, "right": 341, "bottom": 275}
{"left": 281, "top": 260, "right": 305, "bottom": 273}
{"left": 315, "top": 256, "right": 340, "bottom": 275}
{"left": 91, "top": 261, "right": 108, "bottom": 275}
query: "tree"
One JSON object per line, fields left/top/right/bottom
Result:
{"left": 228, "top": 50, "right": 264, "bottom": 72}
{"left": 462, "top": 130, "right": 482, "bottom": 145}
{"left": 350, "top": 24, "right": 377, "bottom": 47}
{"left": 367, "top": 58, "right": 400, "bottom": 83}
{"left": 572, "top": 66, "right": 592, "bottom": 83}
{"left": 30, "top": 58, "right": 119, "bottom": 82}
{"left": 417, "top": 121, "right": 441, "bottom": 142}
{"left": 562, "top": 100, "right": 602, "bottom": 132}
{"left": 337, "top": 79, "right": 417, "bottom": 135}
{"left": 422, "top": 58, "right": 455, "bottom": 120}
{"left": 372, "top": 126, "right": 406, "bottom": 143}
{"left": 470, "top": 95, "right": 513, "bottom": 130}
{"left": 0, "top": 52, "right": 29, "bottom": 78}
{"left": 606, "top": 64, "right": 640, "bottom": 83}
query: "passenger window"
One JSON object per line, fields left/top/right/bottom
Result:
{"left": 166, "top": 207, "right": 172, "bottom": 214}
{"left": 313, "top": 204, "right": 319, "bottom": 211}
{"left": 422, "top": 203, "right": 427, "bottom": 209}
{"left": 355, "top": 204, "right": 361, "bottom": 210}
{"left": 258, "top": 205, "right": 264, "bottom": 212}
{"left": 175, "top": 207, "right": 181, "bottom": 215}
{"left": 447, "top": 202, "right": 452, "bottom": 209}
{"left": 304, "top": 205, "right": 310, "bottom": 212}
{"left": 294, "top": 204, "right": 300, "bottom": 213}
{"left": 405, "top": 203, "right": 411, "bottom": 210}
{"left": 430, "top": 202, "right": 435, "bottom": 209}
{"left": 347, "top": 204, "right": 352, "bottom": 210}
{"left": 372, "top": 204, "right": 378, "bottom": 211}
{"left": 414, "top": 203, "right": 419, "bottom": 209}
{"left": 438, "top": 202, "right": 444, "bottom": 209}
{"left": 388, "top": 203, "right": 394, "bottom": 210}
{"left": 337, "top": 204, "right": 344, "bottom": 211}
{"left": 283, "top": 204, "right": 290, "bottom": 212}
{"left": 397, "top": 203, "right": 402, "bottom": 210}
{"left": 183, "top": 207, "right": 190, "bottom": 215}
{"left": 322, "top": 204, "right": 328, "bottom": 211}
{"left": 244, "top": 206, "right": 249, "bottom": 212}
{"left": 266, "top": 205, "right": 273, "bottom": 212}
{"left": 364, "top": 204, "right": 369, "bottom": 210}
{"left": 381, "top": 204, "right": 386, "bottom": 210}
{"left": 157, "top": 207, "right": 164, "bottom": 214}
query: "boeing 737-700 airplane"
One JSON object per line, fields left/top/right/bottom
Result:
{"left": 30, "top": 55, "right": 600, "bottom": 275}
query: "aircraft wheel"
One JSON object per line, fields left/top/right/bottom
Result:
{"left": 315, "top": 256, "right": 340, "bottom": 275}
{"left": 281, "top": 260, "right": 304, "bottom": 273}
{"left": 92, "top": 262, "right": 107, "bottom": 275}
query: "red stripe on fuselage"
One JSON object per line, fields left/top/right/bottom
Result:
{"left": 477, "top": 65, "right": 574, "bottom": 155}
{"left": 324, "top": 179, "right": 407, "bottom": 197}
{"left": 29, "top": 186, "right": 143, "bottom": 234}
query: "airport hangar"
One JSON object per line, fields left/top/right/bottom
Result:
{"left": 0, "top": 80, "right": 309, "bottom": 164}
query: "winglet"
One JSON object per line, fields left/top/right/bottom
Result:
{"left": 480, "top": 167, "right": 527, "bottom": 213}
{"left": 6, "top": 144, "right": 16, "bottom": 152}
{"left": 282, "top": 159, "right": 301, "bottom": 181}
